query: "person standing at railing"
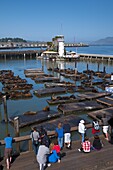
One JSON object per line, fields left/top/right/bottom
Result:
{"left": 78, "top": 120, "right": 86, "bottom": 143}
{"left": 63, "top": 120, "right": 71, "bottom": 149}
{"left": 55, "top": 122, "right": 64, "bottom": 150}
{"left": 30, "top": 127, "right": 40, "bottom": 155}
{"left": 4, "top": 133, "right": 15, "bottom": 169}
{"left": 101, "top": 114, "right": 109, "bottom": 141}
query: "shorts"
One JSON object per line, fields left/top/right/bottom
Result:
{"left": 103, "top": 126, "right": 109, "bottom": 134}
{"left": 4, "top": 148, "right": 12, "bottom": 159}
{"left": 64, "top": 133, "right": 71, "bottom": 143}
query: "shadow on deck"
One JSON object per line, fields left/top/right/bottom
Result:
{"left": 1, "top": 136, "right": 113, "bottom": 170}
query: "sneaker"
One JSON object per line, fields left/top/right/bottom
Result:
{"left": 78, "top": 149, "right": 81, "bottom": 152}
{"left": 47, "top": 163, "right": 51, "bottom": 167}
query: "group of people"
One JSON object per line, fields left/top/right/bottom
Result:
{"left": 2, "top": 113, "right": 111, "bottom": 170}
{"left": 30, "top": 120, "right": 71, "bottom": 170}
{"left": 78, "top": 113, "right": 110, "bottom": 153}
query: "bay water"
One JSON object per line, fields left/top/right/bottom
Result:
{"left": 0, "top": 45, "right": 113, "bottom": 150}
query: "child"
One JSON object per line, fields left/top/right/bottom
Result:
{"left": 78, "top": 136, "right": 91, "bottom": 153}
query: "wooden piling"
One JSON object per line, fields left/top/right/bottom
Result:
{"left": 14, "top": 116, "right": 20, "bottom": 153}
{"left": 97, "top": 63, "right": 99, "bottom": 72}
{"left": 2, "top": 95, "right": 8, "bottom": 123}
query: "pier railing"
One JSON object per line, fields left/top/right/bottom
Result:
{"left": 0, "top": 122, "right": 103, "bottom": 155}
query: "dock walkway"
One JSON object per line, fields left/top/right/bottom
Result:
{"left": 1, "top": 136, "right": 113, "bottom": 170}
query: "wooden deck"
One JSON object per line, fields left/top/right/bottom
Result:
{"left": 1, "top": 137, "right": 113, "bottom": 170}
{"left": 58, "top": 101, "right": 104, "bottom": 115}
{"left": 9, "top": 110, "right": 61, "bottom": 128}
{"left": 34, "top": 87, "right": 67, "bottom": 97}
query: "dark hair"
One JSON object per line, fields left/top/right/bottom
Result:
{"left": 84, "top": 136, "right": 89, "bottom": 141}
{"left": 103, "top": 114, "right": 106, "bottom": 118}
{"left": 41, "top": 140, "right": 46, "bottom": 145}
{"left": 54, "top": 140, "right": 58, "bottom": 145}
{"left": 7, "top": 133, "right": 10, "bottom": 137}
{"left": 33, "top": 127, "right": 37, "bottom": 131}
{"left": 94, "top": 135, "right": 99, "bottom": 139}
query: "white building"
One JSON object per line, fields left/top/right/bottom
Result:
{"left": 52, "top": 35, "right": 64, "bottom": 57}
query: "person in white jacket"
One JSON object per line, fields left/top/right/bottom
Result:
{"left": 78, "top": 120, "right": 86, "bottom": 143}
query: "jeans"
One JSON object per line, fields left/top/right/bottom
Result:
{"left": 81, "top": 133, "right": 85, "bottom": 143}
{"left": 58, "top": 137, "right": 63, "bottom": 149}
{"left": 33, "top": 143, "right": 39, "bottom": 155}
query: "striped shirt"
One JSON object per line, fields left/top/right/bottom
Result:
{"left": 82, "top": 141, "right": 91, "bottom": 153}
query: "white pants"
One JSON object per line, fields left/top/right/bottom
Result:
{"left": 64, "top": 133, "right": 71, "bottom": 143}
{"left": 103, "top": 126, "right": 109, "bottom": 134}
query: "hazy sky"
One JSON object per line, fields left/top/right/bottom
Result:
{"left": 0, "top": 0, "right": 113, "bottom": 42}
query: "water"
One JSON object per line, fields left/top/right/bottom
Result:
{"left": 0, "top": 45, "right": 113, "bottom": 141}
{"left": 66, "top": 45, "right": 113, "bottom": 55}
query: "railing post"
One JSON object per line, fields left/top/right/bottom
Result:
{"left": 2, "top": 95, "right": 8, "bottom": 123}
{"left": 28, "top": 140, "right": 33, "bottom": 152}
{"left": 14, "top": 117, "right": 20, "bottom": 153}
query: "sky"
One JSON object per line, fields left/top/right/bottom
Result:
{"left": 0, "top": 0, "right": 113, "bottom": 43}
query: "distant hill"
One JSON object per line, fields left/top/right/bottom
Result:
{"left": 0, "top": 37, "right": 27, "bottom": 42}
{"left": 90, "top": 37, "right": 113, "bottom": 45}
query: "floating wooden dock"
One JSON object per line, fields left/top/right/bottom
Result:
{"left": 33, "top": 115, "right": 89, "bottom": 132}
{"left": 24, "top": 72, "right": 45, "bottom": 77}
{"left": 87, "top": 107, "right": 113, "bottom": 121}
{"left": 34, "top": 77, "right": 60, "bottom": 83}
{"left": 44, "top": 81, "right": 76, "bottom": 88}
{"left": 77, "top": 92, "right": 111, "bottom": 100}
{"left": 24, "top": 68, "right": 43, "bottom": 73}
{"left": 9, "top": 91, "right": 33, "bottom": 100}
{"left": 34, "top": 87, "right": 67, "bottom": 97}
{"left": 9, "top": 110, "right": 61, "bottom": 127}
{"left": 58, "top": 101, "right": 104, "bottom": 115}
{"left": 46, "top": 95, "right": 85, "bottom": 105}
{"left": 96, "top": 95, "right": 113, "bottom": 106}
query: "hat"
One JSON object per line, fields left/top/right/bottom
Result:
{"left": 80, "top": 120, "right": 85, "bottom": 124}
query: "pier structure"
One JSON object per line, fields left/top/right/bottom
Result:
{"left": 0, "top": 50, "right": 42, "bottom": 60}
{"left": 79, "top": 53, "right": 113, "bottom": 61}
{"left": 0, "top": 41, "right": 88, "bottom": 49}
{"left": 0, "top": 50, "right": 113, "bottom": 61}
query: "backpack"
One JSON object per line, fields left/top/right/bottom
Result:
{"left": 93, "top": 121, "right": 99, "bottom": 130}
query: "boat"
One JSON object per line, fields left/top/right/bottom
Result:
{"left": 65, "top": 51, "right": 80, "bottom": 58}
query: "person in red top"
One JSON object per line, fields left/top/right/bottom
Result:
{"left": 52, "top": 140, "right": 61, "bottom": 158}
{"left": 92, "top": 119, "right": 100, "bottom": 136}
{"left": 78, "top": 136, "right": 91, "bottom": 153}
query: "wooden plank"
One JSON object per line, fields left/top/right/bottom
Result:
{"left": 77, "top": 92, "right": 111, "bottom": 100}
{"left": 44, "top": 82, "right": 76, "bottom": 88}
{"left": 97, "top": 97, "right": 113, "bottom": 106}
{"left": 34, "top": 77, "right": 60, "bottom": 83}
{"left": 24, "top": 68, "right": 42, "bottom": 73}
{"left": 58, "top": 101, "right": 104, "bottom": 115}
{"left": 105, "top": 95, "right": 113, "bottom": 101}
{"left": 87, "top": 107, "right": 113, "bottom": 121}
{"left": 47, "top": 95, "right": 85, "bottom": 105}
{"left": 34, "top": 87, "right": 67, "bottom": 97}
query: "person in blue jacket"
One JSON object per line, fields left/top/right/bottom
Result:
{"left": 48, "top": 143, "right": 60, "bottom": 165}
{"left": 48, "top": 150, "right": 60, "bottom": 163}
